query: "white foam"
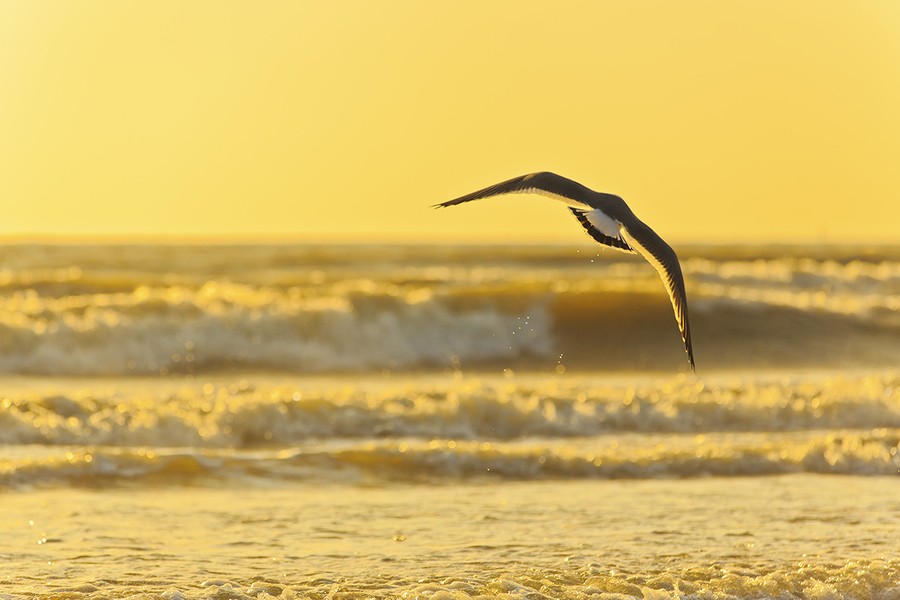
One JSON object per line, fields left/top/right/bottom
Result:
{"left": 0, "top": 286, "right": 553, "bottom": 375}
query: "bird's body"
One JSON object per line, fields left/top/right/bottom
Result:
{"left": 435, "top": 172, "right": 695, "bottom": 371}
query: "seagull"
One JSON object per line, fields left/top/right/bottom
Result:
{"left": 434, "top": 171, "right": 695, "bottom": 371}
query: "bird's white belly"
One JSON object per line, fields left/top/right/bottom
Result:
{"left": 586, "top": 209, "right": 621, "bottom": 238}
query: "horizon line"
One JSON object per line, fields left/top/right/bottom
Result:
{"left": 0, "top": 231, "right": 898, "bottom": 248}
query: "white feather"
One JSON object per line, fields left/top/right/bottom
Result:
{"left": 586, "top": 209, "right": 621, "bottom": 238}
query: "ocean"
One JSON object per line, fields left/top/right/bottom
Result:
{"left": 0, "top": 242, "right": 898, "bottom": 599}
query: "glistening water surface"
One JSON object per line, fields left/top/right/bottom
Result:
{"left": 1, "top": 243, "right": 898, "bottom": 598}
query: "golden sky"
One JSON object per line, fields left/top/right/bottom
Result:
{"left": 1, "top": 1, "right": 899, "bottom": 242}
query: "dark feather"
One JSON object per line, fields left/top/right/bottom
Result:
{"left": 620, "top": 222, "right": 695, "bottom": 371}
{"left": 434, "top": 172, "right": 596, "bottom": 208}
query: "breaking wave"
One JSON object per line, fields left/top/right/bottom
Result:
{"left": 2, "top": 373, "right": 897, "bottom": 487}
{"left": 3, "top": 430, "right": 898, "bottom": 489}
{"left": 2, "top": 373, "right": 898, "bottom": 446}
{"left": 0, "top": 243, "right": 898, "bottom": 374}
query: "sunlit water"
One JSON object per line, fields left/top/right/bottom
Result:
{"left": 1, "top": 243, "right": 898, "bottom": 598}
{"left": 4, "top": 476, "right": 898, "bottom": 599}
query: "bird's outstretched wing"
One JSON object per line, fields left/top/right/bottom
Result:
{"left": 619, "top": 221, "right": 695, "bottom": 371}
{"left": 435, "top": 171, "right": 695, "bottom": 371}
{"left": 436, "top": 172, "right": 633, "bottom": 252}
{"left": 434, "top": 172, "right": 596, "bottom": 209}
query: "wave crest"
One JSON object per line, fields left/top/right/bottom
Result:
{"left": 3, "top": 374, "right": 897, "bottom": 447}
{"left": 1, "top": 244, "right": 898, "bottom": 374}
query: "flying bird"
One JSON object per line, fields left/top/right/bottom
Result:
{"left": 434, "top": 172, "right": 695, "bottom": 371}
